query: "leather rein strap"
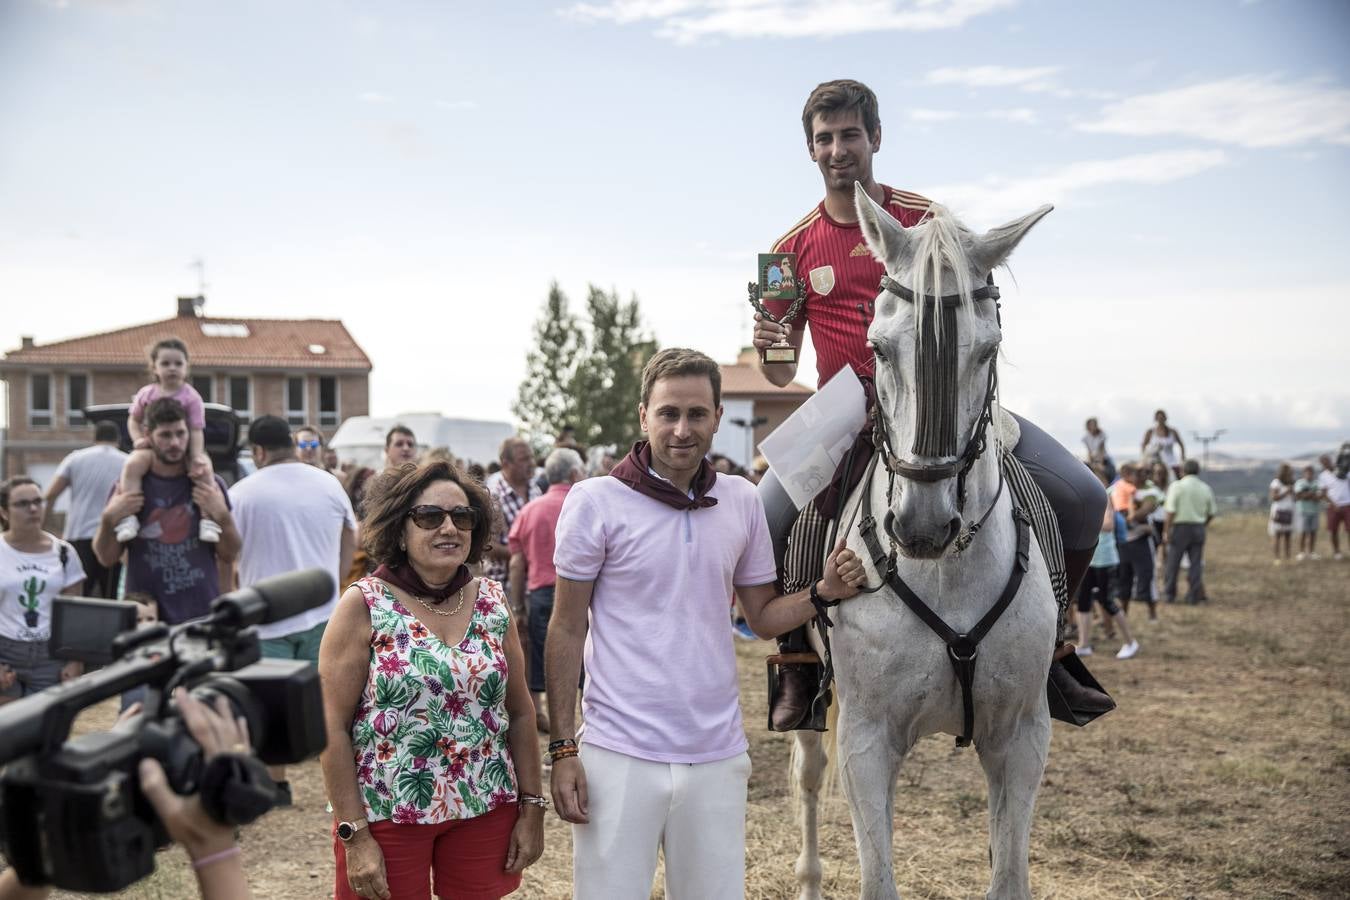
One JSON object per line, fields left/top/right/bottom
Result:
{"left": 857, "top": 486, "right": 1033, "bottom": 748}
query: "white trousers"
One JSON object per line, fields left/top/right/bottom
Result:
{"left": 573, "top": 743, "right": 751, "bottom": 900}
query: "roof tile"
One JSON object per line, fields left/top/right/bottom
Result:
{"left": 4, "top": 314, "right": 371, "bottom": 371}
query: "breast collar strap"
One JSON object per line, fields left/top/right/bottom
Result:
{"left": 856, "top": 488, "right": 1032, "bottom": 748}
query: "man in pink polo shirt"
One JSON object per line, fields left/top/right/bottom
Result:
{"left": 508, "top": 446, "right": 584, "bottom": 733}
{"left": 545, "top": 348, "right": 865, "bottom": 899}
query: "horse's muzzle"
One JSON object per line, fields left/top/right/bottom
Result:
{"left": 885, "top": 510, "right": 961, "bottom": 559}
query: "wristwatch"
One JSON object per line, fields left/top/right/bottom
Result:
{"left": 336, "top": 818, "right": 369, "bottom": 842}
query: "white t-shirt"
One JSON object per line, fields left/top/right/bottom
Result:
{"left": 553, "top": 473, "right": 777, "bottom": 764}
{"left": 228, "top": 462, "right": 356, "bottom": 639}
{"left": 1319, "top": 469, "right": 1350, "bottom": 507}
{"left": 1269, "top": 479, "right": 1296, "bottom": 514}
{"left": 0, "top": 533, "right": 86, "bottom": 641}
{"left": 54, "top": 444, "right": 128, "bottom": 540}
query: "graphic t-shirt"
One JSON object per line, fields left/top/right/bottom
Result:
{"left": 0, "top": 534, "right": 86, "bottom": 641}
{"left": 123, "top": 472, "right": 230, "bottom": 624}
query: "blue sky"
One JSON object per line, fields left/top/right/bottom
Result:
{"left": 2, "top": 0, "right": 1347, "bottom": 459}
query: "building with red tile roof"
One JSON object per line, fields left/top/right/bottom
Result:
{"left": 712, "top": 347, "right": 813, "bottom": 468}
{"left": 1, "top": 296, "right": 371, "bottom": 479}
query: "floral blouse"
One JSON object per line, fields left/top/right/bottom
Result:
{"left": 350, "top": 576, "right": 518, "bottom": 824}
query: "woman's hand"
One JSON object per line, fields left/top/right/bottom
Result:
{"left": 58, "top": 660, "right": 83, "bottom": 683}
{"left": 342, "top": 832, "right": 390, "bottom": 900}
{"left": 137, "top": 689, "right": 249, "bottom": 861}
{"left": 504, "top": 805, "right": 544, "bottom": 874}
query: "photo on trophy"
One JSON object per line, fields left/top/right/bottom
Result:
{"left": 758, "top": 252, "right": 799, "bottom": 301}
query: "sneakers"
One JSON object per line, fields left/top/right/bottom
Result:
{"left": 198, "top": 518, "right": 222, "bottom": 543}
{"left": 114, "top": 515, "right": 140, "bottom": 543}
{"left": 1116, "top": 640, "right": 1140, "bottom": 660}
{"left": 1296, "top": 552, "right": 1307, "bottom": 562}
{"left": 1075, "top": 645, "right": 1094, "bottom": 657}
{"left": 274, "top": 780, "right": 294, "bottom": 808}
{"left": 1309, "top": 552, "right": 1321, "bottom": 561}
{"left": 731, "top": 619, "right": 757, "bottom": 641}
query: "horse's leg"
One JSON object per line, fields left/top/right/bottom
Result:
{"left": 837, "top": 716, "right": 906, "bottom": 900}
{"left": 792, "top": 730, "right": 828, "bottom": 900}
{"left": 976, "top": 713, "right": 1051, "bottom": 900}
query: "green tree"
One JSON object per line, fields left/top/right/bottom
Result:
{"left": 569, "top": 286, "right": 656, "bottom": 448}
{"left": 512, "top": 282, "right": 583, "bottom": 444}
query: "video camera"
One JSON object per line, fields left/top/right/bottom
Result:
{"left": 0, "top": 569, "right": 334, "bottom": 893}
{"left": 1336, "top": 442, "right": 1350, "bottom": 480}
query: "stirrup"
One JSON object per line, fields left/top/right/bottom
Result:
{"left": 1047, "top": 653, "right": 1115, "bottom": 726}
{"left": 766, "top": 652, "right": 830, "bottom": 732}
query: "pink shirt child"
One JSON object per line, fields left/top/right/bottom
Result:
{"left": 507, "top": 482, "right": 573, "bottom": 592}
{"left": 130, "top": 382, "right": 207, "bottom": 431}
{"left": 552, "top": 473, "right": 776, "bottom": 764}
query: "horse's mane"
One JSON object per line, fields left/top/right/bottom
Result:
{"left": 908, "top": 203, "right": 976, "bottom": 345}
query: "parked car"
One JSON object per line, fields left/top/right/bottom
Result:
{"left": 83, "top": 402, "right": 250, "bottom": 486}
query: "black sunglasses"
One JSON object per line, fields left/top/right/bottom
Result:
{"left": 407, "top": 504, "right": 480, "bottom": 531}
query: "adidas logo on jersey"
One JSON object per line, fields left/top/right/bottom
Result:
{"left": 850, "top": 242, "right": 871, "bottom": 257}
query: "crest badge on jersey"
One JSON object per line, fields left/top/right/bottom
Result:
{"left": 809, "top": 265, "right": 835, "bottom": 296}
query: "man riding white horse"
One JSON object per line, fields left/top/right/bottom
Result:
{"left": 755, "top": 79, "right": 1113, "bottom": 727}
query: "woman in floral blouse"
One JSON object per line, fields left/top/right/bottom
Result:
{"left": 319, "top": 460, "right": 544, "bottom": 900}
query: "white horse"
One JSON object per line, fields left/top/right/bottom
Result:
{"left": 792, "top": 185, "right": 1058, "bottom": 900}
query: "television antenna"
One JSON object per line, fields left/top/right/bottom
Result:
{"left": 188, "top": 258, "right": 208, "bottom": 297}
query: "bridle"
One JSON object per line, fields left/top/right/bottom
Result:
{"left": 811, "top": 272, "right": 1031, "bottom": 749}
{"left": 872, "top": 273, "right": 999, "bottom": 494}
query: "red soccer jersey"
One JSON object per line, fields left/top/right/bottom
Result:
{"left": 765, "top": 185, "right": 930, "bottom": 388}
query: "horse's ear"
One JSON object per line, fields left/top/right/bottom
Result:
{"left": 855, "top": 181, "right": 908, "bottom": 267}
{"left": 972, "top": 205, "right": 1053, "bottom": 274}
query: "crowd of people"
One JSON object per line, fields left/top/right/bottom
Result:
{"left": 1266, "top": 451, "right": 1350, "bottom": 563}
{"left": 2, "top": 76, "right": 1347, "bottom": 900}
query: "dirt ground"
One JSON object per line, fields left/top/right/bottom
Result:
{"left": 38, "top": 511, "right": 1350, "bottom": 898}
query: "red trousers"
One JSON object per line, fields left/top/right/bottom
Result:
{"left": 333, "top": 803, "right": 522, "bottom": 900}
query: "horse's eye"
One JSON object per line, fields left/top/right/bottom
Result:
{"left": 872, "top": 344, "right": 887, "bottom": 364}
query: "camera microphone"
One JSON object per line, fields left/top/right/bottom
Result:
{"left": 209, "top": 568, "right": 335, "bottom": 628}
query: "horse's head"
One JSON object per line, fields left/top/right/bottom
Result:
{"left": 856, "top": 183, "right": 1052, "bottom": 559}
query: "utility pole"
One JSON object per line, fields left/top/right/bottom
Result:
{"left": 1192, "top": 429, "right": 1227, "bottom": 469}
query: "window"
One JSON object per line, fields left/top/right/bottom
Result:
{"left": 200, "top": 323, "right": 250, "bottom": 338}
{"left": 29, "top": 372, "right": 52, "bottom": 427}
{"left": 285, "top": 376, "right": 306, "bottom": 426}
{"left": 191, "top": 374, "right": 214, "bottom": 403}
{"left": 66, "top": 373, "right": 89, "bottom": 426}
{"left": 318, "top": 376, "right": 339, "bottom": 427}
{"left": 227, "top": 375, "right": 252, "bottom": 420}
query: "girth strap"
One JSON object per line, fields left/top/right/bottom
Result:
{"left": 858, "top": 501, "right": 1032, "bottom": 747}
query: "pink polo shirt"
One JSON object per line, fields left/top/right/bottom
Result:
{"left": 553, "top": 473, "right": 777, "bottom": 764}
{"left": 507, "top": 483, "right": 572, "bottom": 592}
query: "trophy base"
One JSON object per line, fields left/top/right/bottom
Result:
{"left": 762, "top": 345, "right": 798, "bottom": 365}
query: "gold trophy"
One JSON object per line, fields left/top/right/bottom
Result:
{"left": 748, "top": 252, "right": 804, "bottom": 365}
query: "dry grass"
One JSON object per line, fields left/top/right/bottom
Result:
{"left": 45, "top": 512, "right": 1350, "bottom": 899}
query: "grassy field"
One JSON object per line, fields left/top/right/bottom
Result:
{"left": 39, "top": 511, "right": 1350, "bottom": 898}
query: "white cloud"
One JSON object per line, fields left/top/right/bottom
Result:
{"left": 925, "top": 64, "right": 1061, "bottom": 89}
{"left": 924, "top": 149, "right": 1228, "bottom": 227}
{"left": 434, "top": 99, "right": 478, "bottom": 110}
{"left": 908, "top": 108, "right": 960, "bottom": 123}
{"left": 988, "top": 107, "right": 1037, "bottom": 124}
{"left": 357, "top": 91, "right": 392, "bottom": 104}
{"left": 561, "top": 0, "right": 1017, "bottom": 44}
{"left": 1078, "top": 75, "right": 1350, "bottom": 148}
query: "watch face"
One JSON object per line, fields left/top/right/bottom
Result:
{"left": 337, "top": 823, "right": 354, "bottom": 841}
